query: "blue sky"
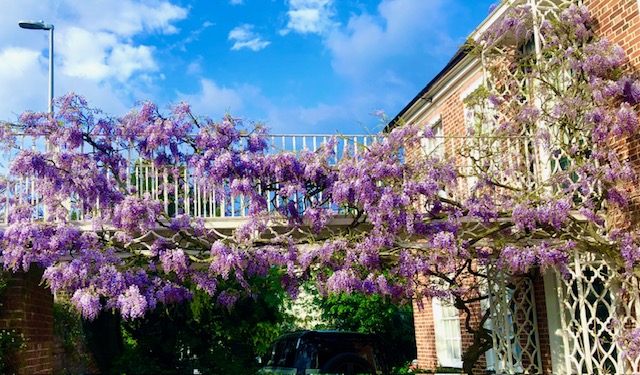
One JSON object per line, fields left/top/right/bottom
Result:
{"left": 0, "top": 0, "right": 496, "bottom": 134}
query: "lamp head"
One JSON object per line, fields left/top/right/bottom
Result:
{"left": 18, "top": 20, "right": 53, "bottom": 30}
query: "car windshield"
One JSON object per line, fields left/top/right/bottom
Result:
{"left": 262, "top": 332, "right": 386, "bottom": 372}
{"left": 266, "top": 337, "right": 299, "bottom": 367}
{"left": 307, "top": 335, "right": 380, "bottom": 369}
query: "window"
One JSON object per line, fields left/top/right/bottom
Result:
{"left": 420, "top": 118, "right": 444, "bottom": 158}
{"left": 419, "top": 118, "right": 446, "bottom": 207}
{"left": 432, "top": 298, "right": 463, "bottom": 368}
{"left": 462, "top": 82, "right": 485, "bottom": 194}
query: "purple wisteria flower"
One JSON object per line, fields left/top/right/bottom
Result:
{"left": 4, "top": 8, "right": 640, "bottom": 325}
{"left": 112, "top": 194, "right": 162, "bottom": 234}
{"left": 118, "top": 285, "right": 148, "bottom": 320}
{"left": 71, "top": 288, "right": 101, "bottom": 321}
{"left": 619, "top": 328, "right": 640, "bottom": 358}
{"left": 499, "top": 246, "right": 536, "bottom": 274}
{"left": 159, "top": 249, "right": 189, "bottom": 280}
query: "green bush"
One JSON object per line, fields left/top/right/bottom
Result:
{"left": 110, "top": 271, "right": 294, "bottom": 375}
{"left": 53, "top": 301, "right": 94, "bottom": 374}
{"left": 316, "top": 291, "right": 417, "bottom": 369}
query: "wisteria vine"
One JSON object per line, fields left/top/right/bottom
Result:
{"left": 0, "top": 5, "right": 639, "bottom": 360}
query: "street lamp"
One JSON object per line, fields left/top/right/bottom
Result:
{"left": 18, "top": 20, "right": 54, "bottom": 114}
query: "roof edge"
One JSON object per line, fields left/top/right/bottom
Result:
{"left": 385, "top": 0, "right": 514, "bottom": 133}
{"left": 385, "top": 46, "right": 470, "bottom": 132}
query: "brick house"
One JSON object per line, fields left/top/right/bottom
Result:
{"left": 391, "top": 0, "right": 640, "bottom": 373}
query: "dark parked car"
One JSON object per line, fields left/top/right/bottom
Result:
{"left": 257, "top": 330, "right": 389, "bottom": 374}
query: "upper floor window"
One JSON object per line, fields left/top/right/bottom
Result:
{"left": 421, "top": 117, "right": 444, "bottom": 158}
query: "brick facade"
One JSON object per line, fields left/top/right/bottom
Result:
{"left": 0, "top": 269, "right": 54, "bottom": 375}
{"left": 586, "top": 0, "right": 640, "bottom": 68}
{"left": 586, "top": 0, "right": 640, "bottom": 232}
{"left": 407, "top": 0, "right": 640, "bottom": 373}
{"left": 410, "top": 68, "right": 492, "bottom": 372}
{"left": 412, "top": 299, "right": 438, "bottom": 369}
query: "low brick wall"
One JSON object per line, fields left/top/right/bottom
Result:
{"left": 0, "top": 268, "right": 54, "bottom": 375}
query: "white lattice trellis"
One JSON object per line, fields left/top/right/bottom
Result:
{"left": 478, "top": 1, "right": 640, "bottom": 373}
{"left": 488, "top": 269, "right": 542, "bottom": 374}
{"left": 556, "top": 252, "right": 640, "bottom": 374}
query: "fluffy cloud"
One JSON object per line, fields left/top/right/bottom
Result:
{"left": 59, "top": 27, "right": 157, "bottom": 82}
{"left": 229, "top": 0, "right": 244, "bottom": 4}
{"left": 0, "top": 0, "right": 188, "bottom": 120}
{"left": 64, "top": 0, "right": 187, "bottom": 37}
{"left": 177, "top": 79, "right": 245, "bottom": 117}
{"left": 325, "top": 0, "right": 452, "bottom": 80}
{"left": 0, "top": 48, "right": 41, "bottom": 81}
{"left": 0, "top": 47, "right": 46, "bottom": 117}
{"left": 282, "top": 0, "right": 336, "bottom": 35}
{"left": 54, "top": 0, "right": 186, "bottom": 83}
{"left": 228, "top": 25, "right": 271, "bottom": 51}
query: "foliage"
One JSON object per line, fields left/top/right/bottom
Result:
{"left": 0, "top": 329, "right": 24, "bottom": 373}
{"left": 316, "top": 292, "right": 416, "bottom": 369}
{"left": 53, "top": 300, "right": 95, "bottom": 374}
{"left": 111, "top": 270, "right": 293, "bottom": 375}
{"left": 83, "top": 309, "right": 123, "bottom": 374}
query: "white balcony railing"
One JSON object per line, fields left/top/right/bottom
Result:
{"left": 0, "top": 132, "right": 380, "bottom": 226}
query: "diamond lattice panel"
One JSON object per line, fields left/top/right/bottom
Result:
{"left": 557, "top": 252, "right": 640, "bottom": 374}
{"left": 488, "top": 269, "right": 542, "bottom": 374}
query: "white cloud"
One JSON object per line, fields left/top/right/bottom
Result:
{"left": 0, "top": 48, "right": 41, "bottom": 80}
{"left": 65, "top": 0, "right": 188, "bottom": 37}
{"left": 266, "top": 102, "right": 348, "bottom": 132}
{"left": 0, "top": 0, "right": 50, "bottom": 47}
{"left": 54, "top": 1, "right": 186, "bottom": 83}
{"left": 186, "top": 58, "right": 203, "bottom": 75}
{"left": 0, "top": 0, "right": 189, "bottom": 120}
{"left": 177, "top": 79, "right": 245, "bottom": 117}
{"left": 58, "top": 27, "right": 157, "bottom": 82}
{"left": 174, "top": 21, "right": 214, "bottom": 51}
{"left": 0, "top": 47, "right": 47, "bottom": 118}
{"left": 228, "top": 25, "right": 271, "bottom": 51}
{"left": 109, "top": 44, "right": 157, "bottom": 82}
{"left": 58, "top": 28, "right": 114, "bottom": 81}
{"left": 229, "top": 0, "right": 244, "bottom": 5}
{"left": 325, "top": 0, "right": 450, "bottom": 81}
{"left": 282, "top": 0, "right": 336, "bottom": 35}
{"left": 57, "top": 77, "right": 132, "bottom": 117}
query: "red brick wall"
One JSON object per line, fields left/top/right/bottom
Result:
{"left": 412, "top": 299, "right": 438, "bottom": 370}
{"left": 585, "top": 0, "right": 640, "bottom": 233}
{"left": 586, "top": 0, "right": 640, "bottom": 68}
{"left": 533, "top": 274, "right": 553, "bottom": 374}
{"left": 458, "top": 298, "right": 487, "bottom": 374}
{"left": 410, "top": 71, "right": 486, "bottom": 372}
{"left": 412, "top": 297, "right": 486, "bottom": 373}
{"left": 0, "top": 269, "right": 54, "bottom": 375}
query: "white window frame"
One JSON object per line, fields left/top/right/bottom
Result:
{"left": 432, "top": 298, "right": 463, "bottom": 368}
{"left": 420, "top": 115, "right": 444, "bottom": 158}
{"left": 461, "top": 79, "right": 484, "bottom": 194}
{"left": 419, "top": 116, "right": 446, "bottom": 207}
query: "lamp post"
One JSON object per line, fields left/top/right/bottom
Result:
{"left": 18, "top": 20, "right": 54, "bottom": 114}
